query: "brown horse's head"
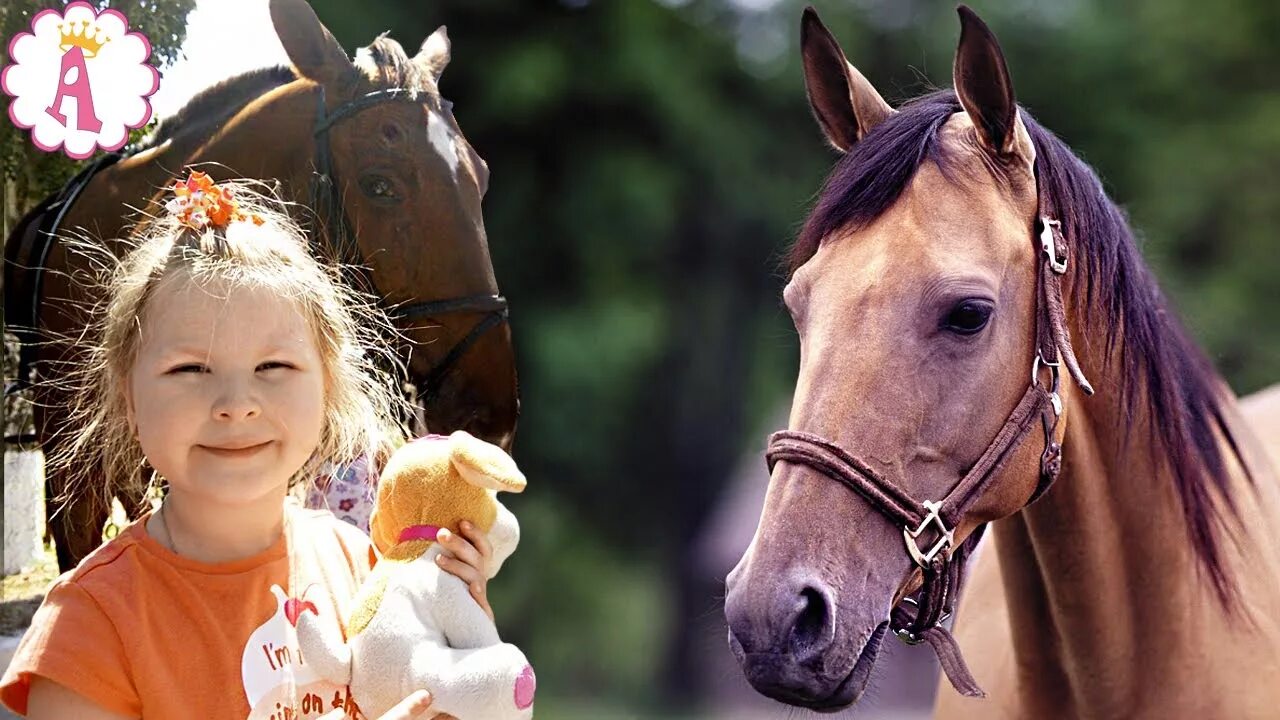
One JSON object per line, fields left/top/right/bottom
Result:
{"left": 725, "top": 7, "right": 1061, "bottom": 709}
{"left": 268, "top": 0, "right": 517, "bottom": 449}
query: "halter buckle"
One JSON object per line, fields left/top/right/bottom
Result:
{"left": 903, "top": 500, "right": 954, "bottom": 568}
{"left": 1040, "top": 217, "right": 1067, "bottom": 274}
{"left": 1031, "top": 351, "right": 1064, "bottom": 416}
{"left": 892, "top": 597, "right": 952, "bottom": 645}
{"left": 894, "top": 625, "right": 926, "bottom": 645}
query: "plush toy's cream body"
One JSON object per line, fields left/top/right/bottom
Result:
{"left": 296, "top": 431, "right": 535, "bottom": 720}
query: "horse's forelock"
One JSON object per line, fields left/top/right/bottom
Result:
{"left": 789, "top": 91, "right": 960, "bottom": 276}
{"left": 354, "top": 34, "right": 437, "bottom": 97}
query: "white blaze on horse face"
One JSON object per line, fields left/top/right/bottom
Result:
{"left": 427, "top": 109, "right": 459, "bottom": 179}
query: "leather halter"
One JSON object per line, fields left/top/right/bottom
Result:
{"left": 310, "top": 86, "right": 512, "bottom": 406}
{"left": 765, "top": 194, "right": 1094, "bottom": 697}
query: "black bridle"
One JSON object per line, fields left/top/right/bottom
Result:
{"left": 310, "top": 86, "right": 512, "bottom": 408}
{"left": 765, "top": 185, "right": 1095, "bottom": 698}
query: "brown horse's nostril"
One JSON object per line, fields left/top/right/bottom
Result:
{"left": 789, "top": 586, "right": 835, "bottom": 661}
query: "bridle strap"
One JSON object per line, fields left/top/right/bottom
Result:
{"left": 6, "top": 151, "right": 122, "bottom": 398}
{"left": 393, "top": 293, "right": 510, "bottom": 319}
{"left": 391, "top": 295, "right": 510, "bottom": 404}
{"left": 766, "top": 388, "right": 1046, "bottom": 538}
{"left": 766, "top": 431, "right": 927, "bottom": 528}
{"left": 763, "top": 176, "right": 1097, "bottom": 698}
{"left": 309, "top": 86, "right": 515, "bottom": 407}
{"left": 314, "top": 87, "right": 412, "bottom": 134}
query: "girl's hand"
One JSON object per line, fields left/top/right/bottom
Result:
{"left": 435, "top": 521, "right": 495, "bottom": 622}
{"left": 319, "top": 690, "right": 457, "bottom": 720}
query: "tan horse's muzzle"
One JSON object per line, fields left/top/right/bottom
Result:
{"left": 724, "top": 463, "right": 908, "bottom": 710}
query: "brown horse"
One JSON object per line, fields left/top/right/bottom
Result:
{"left": 4, "top": 0, "right": 519, "bottom": 571}
{"left": 724, "top": 6, "right": 1280, "bottom": 718}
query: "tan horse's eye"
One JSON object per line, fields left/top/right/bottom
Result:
{"left": 943, "top": 300, "right": 994, "bottom": 335}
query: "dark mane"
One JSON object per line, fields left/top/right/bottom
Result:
{"left": 792, "top": 89, "right": 1251, "bottom": 606}
{"left": 137, "top": 66, "right": 297, "bottom": 150}
{"left": 137, "top": 35, "right": 432, "bottom": 152}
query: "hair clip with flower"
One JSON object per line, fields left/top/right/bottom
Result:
{"left": 164, "top": 171, "right": 265, "bottom": 230}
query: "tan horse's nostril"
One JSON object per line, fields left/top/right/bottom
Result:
{"left": 790, "top": 585, "right": 836, "bottom": 661}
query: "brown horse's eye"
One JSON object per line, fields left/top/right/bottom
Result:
{"left": 358, "top": 174, "right": 398, "bottom": 201}
{"left": 382, "top": 123, "right": 401, "bottom": 142}
{"left": 943, "top": 300, "right": 994, "bottom": 335}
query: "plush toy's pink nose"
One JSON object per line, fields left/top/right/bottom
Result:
{"left": 513, "top": 664, "right": 536, "bottom": 710}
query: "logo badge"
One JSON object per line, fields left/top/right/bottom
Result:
{"left": 2, "top": 1, "right": 158, "bottom": 159}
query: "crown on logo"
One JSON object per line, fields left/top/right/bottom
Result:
{"left": 58, "top": 20, "right": 109, "bottom": 58}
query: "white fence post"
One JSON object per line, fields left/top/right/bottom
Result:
{"left": 3, "top": 449, "right": 45, "bottom": 575}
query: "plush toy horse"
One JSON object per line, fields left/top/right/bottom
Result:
{"left": 296, "top": 431, "right": 536, "bottom": 720}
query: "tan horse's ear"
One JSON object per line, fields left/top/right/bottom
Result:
{"left": 800, "top": 6, "right": 895, "bottom": 153}
{"left": 270, "top": 0, "right": 357, "bottom": 90}
{"left": 953, "top": 6, "right": 1032, "bottom": 160}
{"left": 415, "top": 26, "right": 451, "bottom": 84}
{"left": 449, "top": 431, "right": 527, "bottom": 494}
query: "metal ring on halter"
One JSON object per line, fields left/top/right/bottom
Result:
{"left": 903, "top": 500, "right": 954, "bottom": 569}
{"left": 1031, "top": 351, "right": 1064, "bottom": 416}
{"left": 1039, "top": 217, "right": 1067, "bottom": 274}
{"left": 1030, "top": 350, "right": 1060, "bottom": 387}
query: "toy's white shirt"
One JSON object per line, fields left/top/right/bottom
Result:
{"left": 242, "top": 585, "right": 354, "bottom": 719}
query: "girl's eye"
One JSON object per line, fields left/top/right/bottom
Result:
{"left": 169, "top": 364, "right": 206, "bottom": 374}
{"left": 942, "top": 300, "right": 994, "bottom": 335}
{"left": 257, "top": 361, "right": 294, "bottom": 372}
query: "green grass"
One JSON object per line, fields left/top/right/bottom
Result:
{"left": 0, "top": 542, "right": 57, "bottom": 636}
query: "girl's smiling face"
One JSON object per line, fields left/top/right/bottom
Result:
{"left": 127, "top": 277, "right": 326, "bottom": 507}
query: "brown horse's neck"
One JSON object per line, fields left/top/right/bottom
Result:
{"left": 992, "top": 344, "right": 1280, "bottom": 717}
{"left": 184, "top": 81, "right": 318, "bottom": 200}
{"left": 62, "top": 81, "right": 317, "bottom": 245}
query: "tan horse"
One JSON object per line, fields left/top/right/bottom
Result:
{"left": 4, "top": 0, "right": 519, "bottom": 570}
{"left": 724, "top": 6, "right": 1280, "bottom": 719}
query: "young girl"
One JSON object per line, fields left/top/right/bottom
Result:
{"left": 1, "top": 173, "right": 498, "bottom": 719}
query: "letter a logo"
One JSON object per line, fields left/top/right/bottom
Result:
{"left": 2, "top": 2, "right": 157, "bottom": 159}
{"left": 45, "top": 45, "right": 103, "bottom": 133}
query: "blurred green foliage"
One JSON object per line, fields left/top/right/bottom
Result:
{"left": 4, "top": 0, "right": 1278, "bottom": 714}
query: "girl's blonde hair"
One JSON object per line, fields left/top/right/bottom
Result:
{"left": 51, "top": 177, "right": 410, "bottom": 514}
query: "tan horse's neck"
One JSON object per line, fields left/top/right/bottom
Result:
{"left": 978, "top": 342, "right": 1280, "bottom": 718}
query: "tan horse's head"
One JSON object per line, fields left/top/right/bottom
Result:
{"left": 725, "top": 7, "right": 1061, "bottom": 709}
{"left": 268, "top": 0, "right": 517, "bottom": 449}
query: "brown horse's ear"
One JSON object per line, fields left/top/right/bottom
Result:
{"left": 953, "top": 6, "right": 1031, "bottom": 159}
{"left": 270, "top": 0, "right": 357, "bottom": 90}
{"left": 415, "top": 26, "right": 451, "bottom": 84}
{"left": 801, "top": 6, "right": 895, "bottom": 153}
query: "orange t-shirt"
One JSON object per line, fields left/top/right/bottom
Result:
{"left": 1, "top": 503, "right": 377, "bottom": 719}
